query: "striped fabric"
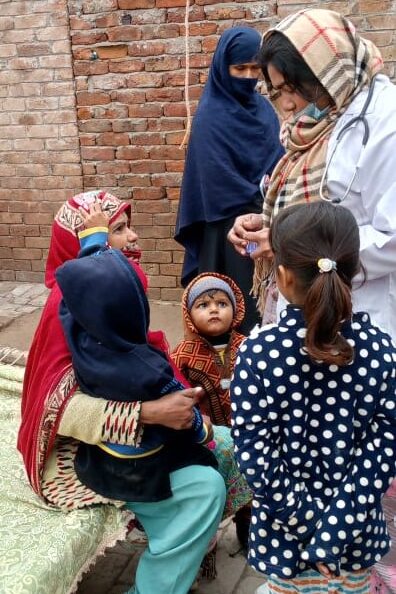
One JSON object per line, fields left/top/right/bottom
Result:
{"left": 266, "top": 568, "right": 371, "bottom": 593}
{"left": 101, "top": 400, "right": 142, "bottom": 446}
{"left": 253, "top": 8, "right": 383, "bottom": 311}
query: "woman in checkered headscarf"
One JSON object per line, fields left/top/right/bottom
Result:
{"left": 227, "top": 8, "right": 396, "bottom": 342}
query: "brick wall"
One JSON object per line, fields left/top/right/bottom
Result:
{"left": 0, "top": 0, "right": 83, "bottom": 282}
{"left": 0, "top": 1, "right": 395, "bottom": 296}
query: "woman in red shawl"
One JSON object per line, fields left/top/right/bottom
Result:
{"left": 17, "top": 190, "right": 230, "bottom": 594}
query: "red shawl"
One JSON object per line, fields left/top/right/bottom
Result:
{"left": 18, "top": 191, "right": 135, "bottom": 496}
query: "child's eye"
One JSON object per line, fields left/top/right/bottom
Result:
{"left": 113, "top": 223, "right": 126, "bottom": 233}
{"left": 218, "top": 301, "right": 228, "bottom": 308}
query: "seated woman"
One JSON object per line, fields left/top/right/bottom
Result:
{"left": 17, "top": 190, "right": 251, "bottom": 594}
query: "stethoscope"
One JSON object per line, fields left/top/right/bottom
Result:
{"left": 319, "top": 76, "right": 378, "bottom": 204}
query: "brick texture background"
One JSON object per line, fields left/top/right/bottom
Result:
{"left": 0, "top": 0, "right": 395, "bottom": 298}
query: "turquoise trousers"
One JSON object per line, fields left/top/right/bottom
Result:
{"left": 126, "top": 464, "right": 226, "bottom": 594}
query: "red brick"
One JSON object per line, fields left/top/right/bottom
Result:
{"left": 16, "top": 271, "right": 45, "bottom": 282}
{"left": 184, "top": 22, "right": 218, "bottom": 36}
{"left": 161, "top": 288, "right": 184, "bottom": 301}
{"left": 164, "top": 131, "right": 186, "bottom": 145}
{"left": 114, "top": 119, "right": 147, "bottom": 132}
{"left": 131, "top": 213, "right": 154, "bottom": 226}
{"left": 133, "top": 189, "right": 167, "bottom": 202}
{"left": 156, "top": 0, "right": 186, "bottom": 6}
{"left": 71, "top": 31, "right": 107, "bottom": 45}
{"left": 145, "top": 56, "right": 180, "bottom": 71}
{"left": 147, "top": 287, "right": 161, "bottom": 300}
{"left": 167, "top": 5, "right": 205, "bottom": 22}
{"left": 146, "top": 88, "right": 183, "bottom": 102}
{"left": 149, "top": 112, "right": 182, "bottom": 129}
{"left": 163, "top": 71, "right": 199, "bottom": 86}
{"left": 141, "top": 24, "right": 180, "bottom": 40}
{"left": 96, "top": 132, "right": 130, "bottom": 145}
{"left": 160, "top": 263, "right": 181, "bottom": 276}
{"left": 166, "top": 160, "right": 184, "bottom": 173}
{"left": 118, "top": 174, "right": 151, "bottom": 187}
{"left": 150, "top": 146, "right": 185, "bottom": 160}
{"left": 112, "top": 89, "right": 146, "bottom": 103}
{"left": 74, "top": 61, "right": 109, "bottom": 75}
{"left": 142, "top": 250, "right": 172, "bottom": 263}
{"left": 76, "top": 91, "right": 110, "bottom": 105}
{"left": 130, "top": 160, "right": 166, "bottom": 174}
{"left": 69, "top": 15, "right": 93, "bottom": 30}
{"left": 116, "top": 146, "right": 149, "bottom": 160}
{"left": 130, "top": 132, "right": 165, "bottom": 146}
{"left": 17, "top": 43, "right": 50, "bottom": 57}
{"left": 128, "top": 103, "right": 163, "bottom": 118}
{"left": 118, "top": 0, "right": 155, "bottom": 7}
{"left": 84, "top": 174, "right": 118, "bottom": 186}
{"left": 128, "top": 42, "right": 165, "bottom": 57}
{"left": 153, "top": 213, "right": 177, "bottom": 225}
{"left": 136, "top": 226, "right": 170, "bottom": 241}
{"left": 12, "top": 247, "right": 42, "bottom": 260}
{"left": 94, "top": 13, "right": 120, "bottom": 27}
{"left": 167, "top": 187, "right": 181, "bottom": 200}
{"left": 107, "top": 27, "right": 142, "bottom": 42}
{"left": 149, "top": 275, "right": 176, "bottom": 288}
{"left": 96, "top": 162, "right": 130, "bottom": 174}
{"left": 109, "top": 60, "right": 145, "bottom": 73}
{"left": 81, "top": 146, "right": 115, "bottom": 160}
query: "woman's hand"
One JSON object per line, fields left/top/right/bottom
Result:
{"left": 140, "top": 387, "right": 203, "bottom": 430}
{"left": 227, "top": 214, "right": 273, "bottom": 260}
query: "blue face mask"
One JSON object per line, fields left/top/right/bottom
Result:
{"left": 229, "top": 76, "right": 258, "bottom": 102}
{"left": 295, "top": 102, "right": 330, "bottom": 122}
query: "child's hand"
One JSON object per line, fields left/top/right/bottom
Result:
{"left": 202, "top": 414, "right": 214, "bottom": 443}
{"left": 316, "top": 562, "right": 335, "bottom": 579}
{"left": 79, "top": 203, "right": 109, "bottom": 230}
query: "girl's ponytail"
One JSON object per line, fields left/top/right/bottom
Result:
{"left": 270, "top": 202, "right": 361, "bottom": 366}
{"left": 303, "top": 261, "right": 354, "bottom": 365}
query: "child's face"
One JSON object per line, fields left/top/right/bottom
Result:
{"left": 108, "top": 212, "right": 138, "bottom": 251}
{"left": 190, "top": 290, "right": 234, "bottom": 337}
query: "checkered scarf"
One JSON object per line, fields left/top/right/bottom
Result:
{"left": 253, "top": 8, "right": 383, "bottom": 313}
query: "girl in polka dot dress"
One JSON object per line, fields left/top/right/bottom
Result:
{"left": 231, "top": 202, "right": 396, "bottom": 594}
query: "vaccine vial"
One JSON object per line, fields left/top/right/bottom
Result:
{"left": 246, "top": 241, "right": 258, "bottom": 254}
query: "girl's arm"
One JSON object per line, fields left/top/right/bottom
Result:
{"left": 231, "top": 348, "right": 323, "bottom": 541}
{"left": 302, "top": 353, "right": 396, "bottom": 573}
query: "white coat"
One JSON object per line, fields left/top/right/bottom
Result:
{"left": 326, "top": 74, "right": 396, "bottom": 339}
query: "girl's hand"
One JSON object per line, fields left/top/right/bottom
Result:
{"left": 316, "top": 562, "right": 335, "bottom": 579}
{"left": 79, "top": 203, "right": 109, "bottom": 229}
{"left": 227, "top": 214, "right": 272, "bottom": 259}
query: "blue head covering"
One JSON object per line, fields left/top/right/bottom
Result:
{"left": 56, "top": 248, "right": 183, "bottom": 402}
{"left": 175, "top": 27, "right": 284, "bottom": 285}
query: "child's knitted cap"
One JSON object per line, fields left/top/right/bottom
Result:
{"left": 187, "top": 275, "right": 236, "bottom": 311}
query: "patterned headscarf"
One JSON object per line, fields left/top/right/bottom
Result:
{"left": 253, "top": 8, "right": 383, "bottom": 311}
{"left": 45, "top": 190, "right": 131, "bottom": 288}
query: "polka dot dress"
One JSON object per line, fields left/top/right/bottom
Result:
{"left": 231, "top": 306, "right": 396, "bottom": 579}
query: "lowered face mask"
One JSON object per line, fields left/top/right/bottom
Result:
{"left": 294, "top": 102, "right": 330, "bottom": 122}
